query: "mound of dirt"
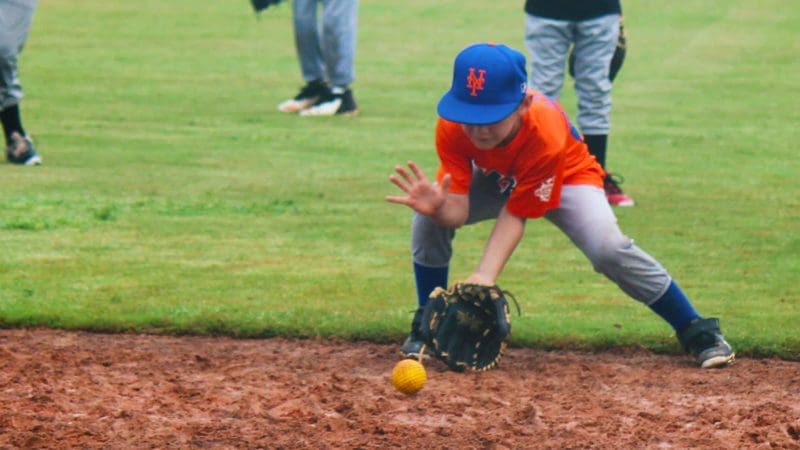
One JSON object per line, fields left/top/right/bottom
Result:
{"left": 1, "top": 328, "right": 798, "bottom": 449}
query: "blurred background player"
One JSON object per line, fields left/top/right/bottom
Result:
{"left": 524, "top": 0, "right": 629, "bottom": 205}
{"left": 1, "top": 0, "right": 42, "bottom": 165}
{"left": 277, "top": 0, "right": 359, "bottom": 116}
{"left": 387, "top": 42, "right": 734, "bottom": 369}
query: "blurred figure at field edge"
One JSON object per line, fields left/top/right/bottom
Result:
{"left": 277, "top": 0, "right": 359, "bottom": 116}
{"left": 524, "top": 0, "right": 629, "bottom": 205}
{"left": 1, "top": 0, "right": 42, "bottom": 165}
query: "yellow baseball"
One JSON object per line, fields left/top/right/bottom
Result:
{"left": 391, "top": 359, "right": 427, "bottom": 395}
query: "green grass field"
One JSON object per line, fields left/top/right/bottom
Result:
{"left": 1, "top": 0, "right": 798, "bottom": 359}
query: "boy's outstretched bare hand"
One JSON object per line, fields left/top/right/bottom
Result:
{"left": 386, "top": 161, "right": 452, "bottom": 217}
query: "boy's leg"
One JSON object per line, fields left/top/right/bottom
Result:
{"left": 545, "top": 185, "right": 734, "bottom": 367}
{"left": 402, "top": 168, "right": 507, "bottom": 357}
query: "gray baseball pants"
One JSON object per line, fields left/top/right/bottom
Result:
{"left": 524, "top": 13, "right": 619, "bottom": 135}
{"left": 0, "top": 0, "right": 36, "bottom": 109}
{"left": 292, "top": 0, "right": 357, "bottom": 88}
{"left": 411, "top": 171, "right": 672, "bottom": 306}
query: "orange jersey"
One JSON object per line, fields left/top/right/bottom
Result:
{"left": 435, "top": 91, "right": 605, "bottom": 218}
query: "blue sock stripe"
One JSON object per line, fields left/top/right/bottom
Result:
{"left": 413, "top": 262, "right": 448, "bottom": 308}
{"left": 648, "top": 281, "right": 701, "bottom": 332}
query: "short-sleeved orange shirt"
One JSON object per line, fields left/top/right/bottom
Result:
{"left": 435, "top": 91, "right": 605, "bottom": 218}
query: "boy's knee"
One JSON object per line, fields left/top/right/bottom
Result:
{"left": 588, "top": 234, "right": 632, "bottom": 273}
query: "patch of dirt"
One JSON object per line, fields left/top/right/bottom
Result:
{"left": 1, "top": 328, "right": 799, "bottom": 449}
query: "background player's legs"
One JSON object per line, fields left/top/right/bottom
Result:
{"left": 292, "top": 0, "right": 325, "bottom": 84}
{"left": 0, "top": 0, "right": 40, "bottom": 165}
{"left": 524, "top": 15, "right": 572, "bottom": 100}
{"left": 572, "top": 14, "right": 633, "bottom": 206}
{"left": 298, "top": 0, "right": 359, "bottom": 116}
{"left": 1, "top": 0, "right": 35, "bottom": 133}
{"left": 320, "top": 0, "right": 357, "bottom": 89}
{"left": 277, "top": 0, "right": 329, "bottom": 113}
{"left": 572, "top": 14, "right": 616, "bottom": 144}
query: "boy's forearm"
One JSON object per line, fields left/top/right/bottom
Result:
{"left": 470, "top": 208, "right": 525, "bottom": 284}
{"left": 430, "top": 193, "right": 469, "bottom": 228}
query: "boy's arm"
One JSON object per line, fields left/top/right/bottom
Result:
{"left": 386, "top": 161, "right": 470, "bottom": 228}
{"left": 466, "top": 207, "right": 526, "bottom": 285}
{"left": 431, "top": 192, "right": 469, "bottom": 228}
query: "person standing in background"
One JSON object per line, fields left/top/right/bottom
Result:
{"left": 1, "top": 0, "right": 42, "bottom": 165}
{"left": 277, "top": 0, "right": 359, "bottom": 117}
{"left": 524, "top": 0, "right": 630, "bottom": 205}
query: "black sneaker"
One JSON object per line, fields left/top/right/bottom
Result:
{"left": 604, "top": 173, "right": 634, "bottom": 207}
{"left": 677, "top": 318, "right": 735, "bottom": 368}
{"left": 400, "top": 308, "right": 427, "bottom": 359}
{"left": 299, "top": 87, "right": 358, "bottom": 116}
{"left": 6, "top": 131, "right": 42, "bottom": 166}
{"left": 277, "top": 79, "right": 329, "bottom": 113}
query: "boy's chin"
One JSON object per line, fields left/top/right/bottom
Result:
{"left": 470, "top": 139, "right": 499, "bottom": 150}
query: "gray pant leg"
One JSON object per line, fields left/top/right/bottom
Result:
{"left": 572, "top": 14, "right": 618, "bottom": 135}
{"left": 545, "top": 185, "right": 671, "bottom": 304}
{"left": 292, "top": 0, "right": 325, "bottom": 83}
{"left": 412, "top": 168, "right": 507, "bottom": 268}
{"left": 0, "top": 0, "right": 37, "bottom": 109}
{"left": 524, "top": 14, "right": 572, "bottom": 100}
{"left": 321, "top": 0, "right": 356, "bottom": 87}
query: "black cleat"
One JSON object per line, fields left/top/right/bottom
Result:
{"left": 400, "top": 308, "right": 427, "bottom": 359}
{"left": 677, "top": 317, "right": 735, "bottom": 368}
{"left": 277, "top": 79, "right": 329, "bottom": 113}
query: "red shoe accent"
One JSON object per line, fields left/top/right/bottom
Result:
{"left": 604, "top": 173, "right": 635, "bottom": 207}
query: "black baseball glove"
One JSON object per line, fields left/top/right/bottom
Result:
{"left": 250, "top": 0, "right": 285, "bottom": 14}
{"left": 568, "top": 18, "right": 627, "bottom": 82}
{"left": 419, "top": 283, "right": 519, "bottom": 372}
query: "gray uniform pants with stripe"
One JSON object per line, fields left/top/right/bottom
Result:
{"left": 0, "top": 0, "right": 36, "bottom": 109}
{"left": 292, "top": 0, "right": 357, "bottom": 88}
{"left": 524, "top": 13, "right": 619, "bottom": 135}
{"left": 411, "top": 172, "right": 672, "bottom": 305}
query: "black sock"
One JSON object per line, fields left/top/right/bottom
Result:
{"left": 0, "top": 104, "right": 25, "bottom": 145}
{"left": 583, "top": 134, "right": 607, "bottom": 169}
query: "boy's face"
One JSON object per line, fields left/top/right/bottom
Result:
{"left": 461, "top": 112, "right": 521, "bottom": 150}
{"left": 459, "top": 93, "right": 530, "bottom": 150}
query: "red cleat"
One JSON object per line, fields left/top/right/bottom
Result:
{"left": 604, "top": 173, "right": 634, "bottom": 207}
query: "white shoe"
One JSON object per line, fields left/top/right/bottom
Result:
{"left": 299, "top": 88, "right": 358, "bottom": 117}
{"left": 6, "top": 131, "right": 42, "bottom": 166}
{"left": 277, "top": 80, "right": 329, "bottom": 113}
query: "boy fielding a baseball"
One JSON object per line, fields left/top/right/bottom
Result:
{"left": 385, "top": 42, "right": 734, "bottom": 368}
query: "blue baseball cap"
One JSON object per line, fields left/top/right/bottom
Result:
{"left": 437, "top": 43, "right": 528, "bottom": 125}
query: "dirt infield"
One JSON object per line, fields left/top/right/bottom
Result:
{"left": 1, "top": 329, "right": 799, "bottom": 449}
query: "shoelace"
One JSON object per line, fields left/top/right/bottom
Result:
{"left": 297, "top": 82, "right": 327, "bottom": 99}
{"left": 604, "top": 173, "right": 626, "bottom": 195}
{"left": 501, "top": 289, "right": 522, "bottom": 316}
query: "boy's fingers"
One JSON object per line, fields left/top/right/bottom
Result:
{"left": 389, "top": 175, "right": 409, "bottom": 192}
{"left": 407, "top": 161, "right": 427, "bottom": 182}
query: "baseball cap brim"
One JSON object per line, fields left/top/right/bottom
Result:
{"left": 437, "top": 93, "right": 521, "bottom": 126}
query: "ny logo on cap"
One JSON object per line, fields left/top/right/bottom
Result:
{"left": 466, "top": 68, "right": 486, "bottom": 96}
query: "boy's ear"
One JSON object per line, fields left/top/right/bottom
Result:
{"left": 518, "top": 91, "right": 534, "bottom": 112}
